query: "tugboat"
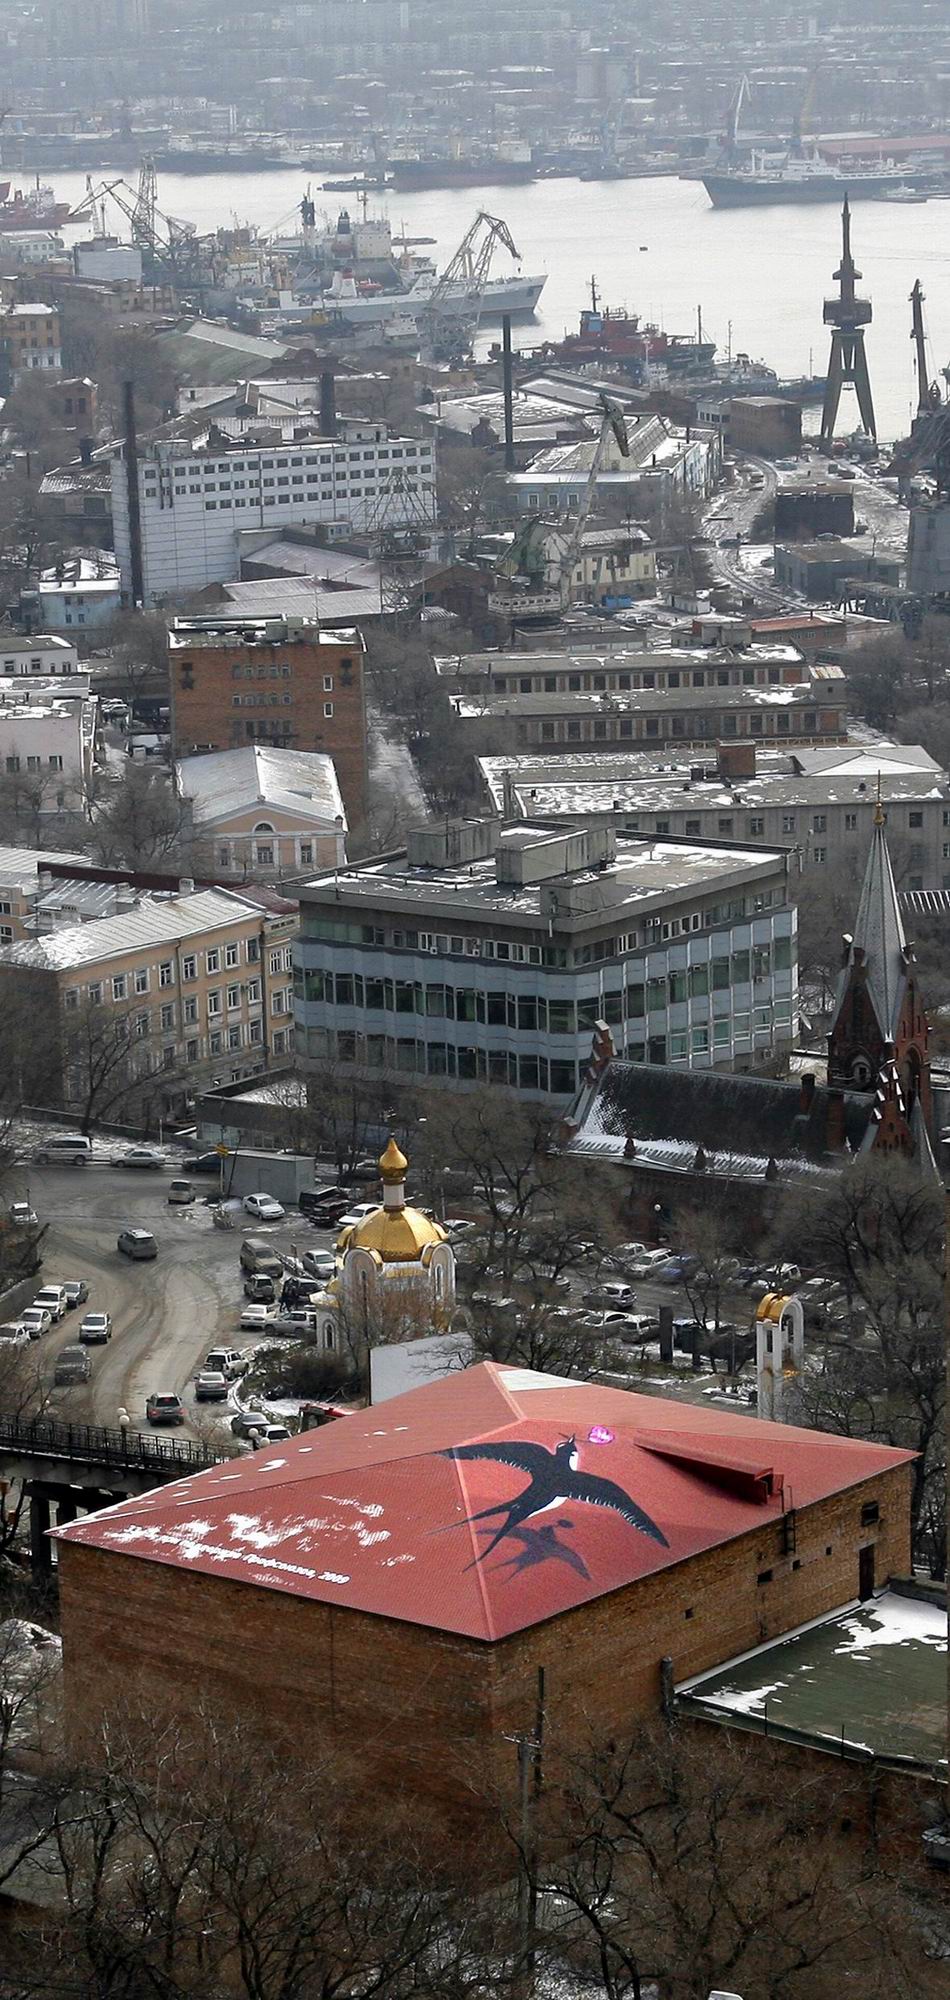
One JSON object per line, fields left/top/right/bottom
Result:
{"left": 0, "top": 178, "right": 71, "bottom": 229}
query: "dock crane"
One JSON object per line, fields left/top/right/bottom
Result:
{"left": 416, "top": 210, "right": 520, "bottom": 363}
{"left": 70, "top": 168, "right": 203, "bottom": 282}
{"left": 490, "top": 393, "right": 631, "bottom": 623}
{"left": 892, "top": 279, "right": 950, "bottom": 495}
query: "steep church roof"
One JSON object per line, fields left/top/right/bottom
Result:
{"left": 834, "top": 808, "right": 908, "bottom": 1043}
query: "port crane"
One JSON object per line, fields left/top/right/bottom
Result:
{"left": 70, "top": 166, "right": 203, "bottom": 281}
{"left": 892, "top": 279, "right": 950, "bottom": 496}
{"left": 490, "top": 392, "right": 631, "bottom": 622}
{"left": 416, "top": 210, "right": 520, "bottom": 363}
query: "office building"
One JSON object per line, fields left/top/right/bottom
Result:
{"left": 294, "top": 819, "right": 797, "bottom": 1102}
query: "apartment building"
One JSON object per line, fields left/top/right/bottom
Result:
{"left": 0, "top": 303, "right": 62, "bottom": 385}
{"left": 112, "top": 417, "right": 437, "bottom": 604}
{"left": 478, "top": 742, "right": 950, "bottom": 891}
{"left": 168, "top": 616, "right": 367, "bottom": 828}
{"left": 177, "top": 746, "right": 347, "bottom": 880}
{"left": 0, "top": 886, "right": 298, "bottom": 1120}
{"left": 294, "top": 820, "right": 797, "bottom": 1104}
{"left": 0, "top": 633, "right": 79, "bottom": 675}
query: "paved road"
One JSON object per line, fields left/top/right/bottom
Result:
{"left": 11, "top": 1162, "right": 328, "bottom": 1441}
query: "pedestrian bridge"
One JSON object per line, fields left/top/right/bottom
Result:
{"left": 0, "top": 1415, "right": 220, "bottom": 1573}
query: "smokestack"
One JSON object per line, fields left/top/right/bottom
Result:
{"left": 502, "top": 314, "right": 515, "bottom": 472}
{"left": 123, "top": 379, "right": 144, "bottom": 609}
{"left": 320, "top": 368, "right": 336, "bottom": 438}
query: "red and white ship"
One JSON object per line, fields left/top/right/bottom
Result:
{"left": 0, "top": 180, "right": 72, "bottom": 231}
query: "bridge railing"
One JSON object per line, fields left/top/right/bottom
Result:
{"left": 0, "top": 1414, "right": 221, "bottom": 1476}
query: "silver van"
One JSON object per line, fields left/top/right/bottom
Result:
{"left": 35, "top": 1135, "right": 92, "bottom": 1166}
{"left": 117, "top": 1228, "right": 158, "bottom": 1261}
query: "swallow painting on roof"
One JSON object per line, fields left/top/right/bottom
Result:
{"left": 439, "top": 1434, "right": 668, "bottom": 1569}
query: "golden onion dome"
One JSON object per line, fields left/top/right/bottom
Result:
{"left": 379, "top": 1135, "right": 409, "bottom": 1184}
{"left": 338, "top": 1205, "right": 446, "bottom": 1263}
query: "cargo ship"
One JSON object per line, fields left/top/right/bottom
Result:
{"left": 543, "top": 303, "right": 714, "bottom": 380}
{"left": 699, "top": 152, "right": 928, "bottom": 206}
{"left": 389, "top": 154, "right": 535, "bottom": 191}
{"left": 0, "top": 180, "right": 71, "bottom": 230}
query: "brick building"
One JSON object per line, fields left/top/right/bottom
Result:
{"left": 54, "top": 1363, "right": 914, "bottom": 1853}
{"left": 168, "top": 614, "right": 368, "bottom": 829}
{"left": 0, "top": 302, "right": 61, "bottom": 386}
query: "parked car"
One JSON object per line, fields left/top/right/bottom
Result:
{"left": 299, "top": 1186, "right": 349, "bottom": 1223}
{"left": 204, "top": 1347, "right": 247, "bottom": 1380}
{"left": 606, "top": 1240, "right": 648, "bottom": 1269}
{"left": 54, "top": 1344, "right": 91, "bottom": 1384}
{"left": 117, "top": 1228, "right": 158, "bottom": 1260}
{"left": 444, "top": 1218, "right": 475, "bottom": 1238}
{"left": 194, "top": 1368, "right": 229, "bottom": 1402}
{"left": 113, "top": 1147, "right": 165, "bottom": 1170}
{"left": 629, "top": 1250, "right": 672, "bottom": 1277}
{"left": 239, "top": 1236, "right": 283, "bottom": 1277}
{"left": 8, "top": 1201, "right": 38, "bottom": 1227}
{"left": 281, "top": 1276, "right": 323, "bottom": 1309}
{"left": 281, "top": 1307, "right": 318, "bottom": 1335}
{"left": 78, "top": 1311, "right": 112, "bottom": 1344}
{"left": 34, "top": 1135, "right": 91, "bottom": 1166}
{"left": 243, "top": 1273, "right": 277, "bottom": 1304}
{"left": 167, "top": 1178, "right": 195, "bottom": 1205}
{"left": 338, "top": 1201, "right": 381, "bottom": 1231}
{"left": 300, "top": 1251, "right": 336, "bottom": 1283}
{"left": 657, "top": 1256, "right": 700, "bottom": 1286}
{"left": 243, "top": 1193, "right": 285, "bottom": 1222}
{"left": 240, "top": 1303, "right": 275, "bottom": 1331}
{"left": 0, "top": 1324, "right": 30, "bottom": 1351}
{"left": 183, "top": 1151, "right": 227, "bottom": 1176}
{"left": 145, "top": 1391, "right": 185, "bottom": 1426}
{"left": 230, "top": 1409, "right": 269, "bottom": 1439}
{"left": 583, "top": 1281, "right": 637, "bottom": 1308}
{"left": 249, "top": 1423, "right": 293, "bottom": 1450}
{"left": 343, "top": 1159, "right": 380, "bottom": 1184}
{"left": 18, "top": 1306, "right": 52, "bottom": 1338}
{"left": 61, "top": 1280, "right": 89, "bottom": 1309}
{"left": 33, "top": 1285, "right": 69, "bottom": 1323}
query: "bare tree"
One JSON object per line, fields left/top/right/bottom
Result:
{"left": 537, "top": 1720, "right": 946, "bottom": 2000}
{"left": 89, "top": 762, "right": 192, "bottom": 871}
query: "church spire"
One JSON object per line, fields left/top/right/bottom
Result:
{"left": 845, "top": 805, "right": 907, "bottom": 1044}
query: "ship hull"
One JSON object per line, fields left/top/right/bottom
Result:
{"left": 390, "top": 160, "right": 534, "bottom": 190}
{"left": 314, "top": 274, "right": 546, "bottom": 328}
{"left": 0, "top": 201, "right": 71, "bottom": 229}
{"left": 701, "top": 170, "right": 914, "bottom": 206}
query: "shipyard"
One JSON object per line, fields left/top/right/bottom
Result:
{"left": 0, "top": 4, "right": 946, "bottom": 1998}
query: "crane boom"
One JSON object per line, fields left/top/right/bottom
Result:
{"left": 416, "top": 210, "right": 520, "bottom": 362}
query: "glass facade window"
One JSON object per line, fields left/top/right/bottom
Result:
{"left": 689, "top": 963, "right": 709, "bottom": 997}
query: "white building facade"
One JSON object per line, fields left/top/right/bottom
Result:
{"left": 111, "top": 418, "right": 438, "bottom": 604}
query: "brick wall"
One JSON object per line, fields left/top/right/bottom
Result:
{"left": 169, "top": 633, "right": 368, "bottom": 828}
{"left": 57, "top": 1461, "right": 912, "bottom": 1857}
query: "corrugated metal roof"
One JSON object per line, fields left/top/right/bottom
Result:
{"left": 0, "top": 888, "right": 264, "bottom": 972}
{"left": 177, "top": 746, "right": 346, "bottom": 831}
{"left": 54, "top": 1363, "right": 912, "bottom": 1642}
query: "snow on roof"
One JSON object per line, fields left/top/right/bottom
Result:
{"left": 0, "top": 842, "right": 91, "bottom": 893}
{"left": 53, "top": 1362, "right": 913, "bottom": 1643}
{"left": 176, "top": 745, "right": 346, "bottom": 831}
{"left": 0, "top": 888, "right": 264, "bottom": 973}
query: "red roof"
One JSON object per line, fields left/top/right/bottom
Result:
{"left": 54, "top": 1366, "right": 912, "bottom": 1642}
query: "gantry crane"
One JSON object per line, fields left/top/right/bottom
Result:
{"left": 416, "top": 210, "right": 520, "bottom": 363}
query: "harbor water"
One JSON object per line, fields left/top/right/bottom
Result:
{"left": 46, "top": 167, "right": 950, "bottom": 442}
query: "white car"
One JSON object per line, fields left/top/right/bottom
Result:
{"left": 18, "top": 1306, "right": 52, "bottom": 1338}
{"left": 240, "top": 1303, "right": 275, "bottom": 1330}
{"left": 32, "top": 1285, "right": 69, "bottom": 1323}
{"left": 243, "top": 1193, "right": 285, "bottom": 1222}
{"left": 9, "top": 1201, "right": 38, "bottom": 1227}
{"left": 629, "top": 1250, "right": 673, "bottom": 1277}
{"left": 0, "top": 1325, "right": 31, "bottom": 1351}
{"left": 338, "top": 1202, "right": 381, "bottom": 1231}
